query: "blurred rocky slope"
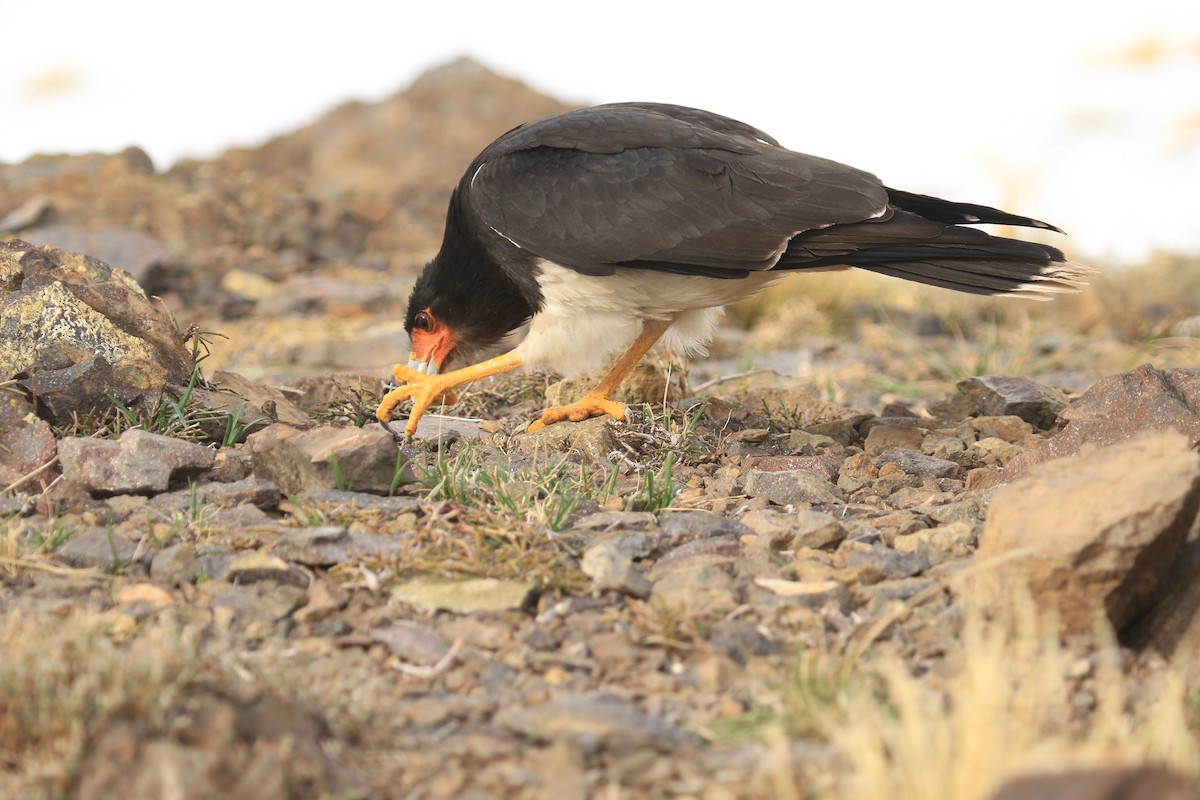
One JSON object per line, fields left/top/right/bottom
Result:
{"left": 0, "top": 59, "right": 572, "bottom": 378}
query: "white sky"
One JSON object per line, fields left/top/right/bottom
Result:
{"left": 3, "top": 0, "right": 1199, "bottom": 263}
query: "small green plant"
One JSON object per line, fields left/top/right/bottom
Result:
{"left": 105, "top": 523, "right": 127, "bottom": 575}
{"left": 221, "top": 400, "right": 254, "bottom": 446}
{"left": 417, "top": 445, "right": 619, "bottom": 532}
{"left": 330, "top": 452, "right": 351, "bottom": 492}
{"left": 387, "top": 450, "right": 411, "bottom": 496}
{"left": 629, "top": 451, "right": 677, "bottom": 512}
{"left": 19, "top": 516, "right": 76, "bottom": 555}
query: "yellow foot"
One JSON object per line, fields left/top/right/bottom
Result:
{"left": 527, "top": 394, "right": 628, "bottom": 433}
{"left": 376, "top": 369, "right": 459, "bottom": 438}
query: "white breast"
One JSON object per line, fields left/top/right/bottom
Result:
{"left": 511, "top": 260, "right": 781, "bottom": 377}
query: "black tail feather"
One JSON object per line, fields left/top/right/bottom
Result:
{"left": 885, "top": 187, "right": 1064, "bottom": 234}
{"left": 777, "top": 205, "right": 1089, "bottom": 297}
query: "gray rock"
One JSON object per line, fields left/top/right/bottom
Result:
{"left": 247, "top": 423, "right": 412, "bottom": 495}
{"left": 0, "top": 388, "right": 57, "bottom": 490}
{"left": 741, "top": 508, "right": 847, "bottom": 551}
{"left": 707, "top": 621, "right": 778, "bottom": 660}
{"left": 369, "top": 621, "right": 452, "bottom": 666}
{"left": 383, "top": 414, "right": 485, "bottom": 441}
{"left": 930, "top": 374, "right": 1068, "bottom": 430}
{"left": 743, "top": 468, "right": 842, "bottom": 506}
{"left": 59, "top": 429, "right": 215, "bottom": 496}
{"left": 270, "top": 526, "right": 406, "bottom": 566}
{"left": 206, "top": 505, "right": 274, "bottom": 528}
{"left": 658, "top": 511, "right": 752, "bottom": 543}
{"left": 209, "top": 583, "right": 308, "bottom": 627}
{"left": 973, "top": 430, "right": 1200, "bottom": 634}
{"left": 844, "top": 543, "right": 932, "bottom": 582}
{"left": 227, "top": 553, "right": 309, "bottom": 588}
{"left": 55, "top": 528, "right": 143, "bottom": 570}
{"left": 0, "top": 240, "right": 196, "bottom": 426}
{"left": 197, "top": 546, "right": 237, "bottom": 581}
{"left": 856, "top": 577, "right": 940, "bottom": 615}
{"left": 149, "top": 478, "right": 281, "bottom": 516}
{"left": 873, "top": 449, "right": 959, "bottom": 479}
{"left": 291, "top": 489, "right": 421, "bottom": 513}
{"left": 652, "top": 534, "right": 743, "bottom": 575}
{"left": 652, "top": 562, "right": 739, "bottom": 613}
{"left": 211, "top": 369, "right": 311, "bottom": 427}
{"left": 571, "top": 510, "right": 659, "bottom": 532}
{"left": 270, "top": 526, "right": 350, "bottom": 567}
{"left": 922, "top": 433, "right": 967, "bottom": 459}
{"left": 149, "top": 543, "right": 201, "bottom": 584}
{"left": 581, "top": 537, "right": 652, "bottom": 598}
{"left": 0, "top": 195, "right": 53, "bottom": 232}
{"left": 496, "top": 692, "right": 693, "bottom": 755}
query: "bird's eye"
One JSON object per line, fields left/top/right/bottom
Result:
{"left": 413, "top": 311, "right": 434, "bottom": 332}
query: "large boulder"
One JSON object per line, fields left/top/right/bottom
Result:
{"left": 971, "top": 431, "right": 1200, "bottom": 635}
{"left": 0, "top": 240, "right": 196, "bottom": 424}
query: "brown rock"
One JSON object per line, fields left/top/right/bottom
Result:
{"left": 55, "top": 528, "right": 144, "bottom": 570}
{"left": 1006, "top": 364, "right": 1200, "bottom": 479}
{"left": 495, "top": 692, "right": 692, "bottom": 756}
{"left": 58, "top": 429, "right": 216, "bottom": 496}
{"left": 863, "top": 423, "right": 925, "bottom": 454}
{"left": 581, "top": 537, "right": 653, "bottom": 598}
{"left": 972, "top": 431, "right": 1200, "bottom": 634}
{"left": 513, "top": 416, "right": 618, "bottom": 461}
{"left": 988, "top": 766, "right": 1198, "bottom": 800}
{"left": 370, "top": 621, "right": 452, "bottom": 666}
{"left": 873, "top": 448, "right": 959, "bottom": 479}
{"left": 0, "top": 386, "right": 58, "bottom": 489}
{"left": 246, "top": 423, "right": 411, "bottom": 495}
{"left": 930, "top": 374, "right": 1068, "bottom": 430}
{"left": 743, "top": 468, "right": 842, "bottom": 506}
{"left": 279, "top": 372, "right": 384, "bottom": 416}
{"left": 227, "top": 553, "right": 309, "bottom": 588}
{"left": 1123, "top": 536, "right": 1200, "bottom": 656}
{"left": 741, "top": 508, "right": 847, "bottom": 550}
{"left": 742, "top": 453, "right": 846, "bottom": 481}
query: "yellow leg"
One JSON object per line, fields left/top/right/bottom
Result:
{"left": 527, "top": 318, "right": 672, "bottom": 433}
{"left": 377, "top": 352, "right": 523, "bottom": 438}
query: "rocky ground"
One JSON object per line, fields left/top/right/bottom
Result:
{"left": 3, "top": 59, "right": 1200, "bottom": 800}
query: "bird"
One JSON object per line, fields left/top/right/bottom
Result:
{"left": 376, "top": 102, "right": 1088, "bottom": 438}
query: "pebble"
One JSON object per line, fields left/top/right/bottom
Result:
{"left": 743, "top": 468, "right": 842, "bottom": 506}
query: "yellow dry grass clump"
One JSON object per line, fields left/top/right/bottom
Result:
{"left": 794, "top": 592, "right": 1200, "bottom": 800}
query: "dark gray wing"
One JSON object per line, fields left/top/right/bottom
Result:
{"left": 466, "top": 104, "right": 888, "bottom": 278}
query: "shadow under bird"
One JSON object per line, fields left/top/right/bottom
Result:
{"left": 377, "top": 102, "right": 1089, "bottom": 437}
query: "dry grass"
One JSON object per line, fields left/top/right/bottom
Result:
{"left": 731, "top": 251, "right": 1200, "bottom": 385}
{"left": 806, "top": 594, "right": 1200, "bottom": 800}
{"left": 0, "top": 612, "right": 201, "bottom": 798}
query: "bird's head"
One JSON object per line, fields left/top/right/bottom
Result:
{"left": 403, "top": 251, "right": 536, "bottom": 376}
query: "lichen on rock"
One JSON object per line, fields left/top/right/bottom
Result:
{"left": 0, "top": 239, "right": 196, "bottom": 422}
